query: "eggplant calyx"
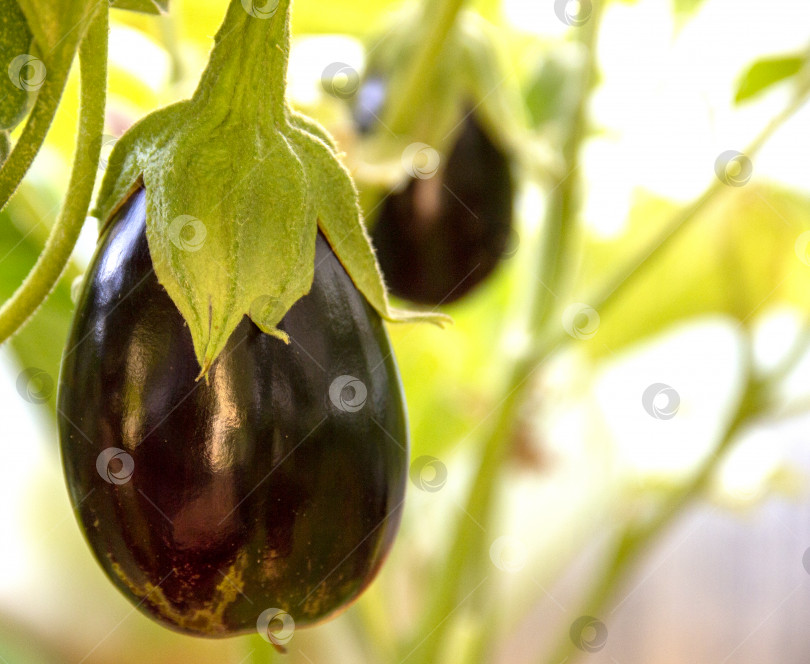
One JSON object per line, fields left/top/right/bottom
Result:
{"left": 92, "top": 0, "right": 448, "bottom": 376}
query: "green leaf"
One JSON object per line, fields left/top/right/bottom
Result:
{"left": 110, "top": 0, "right": 168, "bottom": 14}
{"left": 0, "top": 187, "right": 77, "bottom": 416}
{"left": 735, "top": 55, "right": 805, "bottom": 104}
{"left": 580, "top": 185, "right": 810, "bottom": 357}
{"left": 672, "top": 0, "right": 705, "bottom": 15}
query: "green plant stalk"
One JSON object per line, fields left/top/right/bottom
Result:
{"left": 540, "top": 350, "right": 764, "bottom": 664}
{"left": 381, "top": 0, "right": 468, "bottom": 135}
{"left": 0, "top": 39, "right": 77, "bottom": 212}
{"left": 402, "top": 8, "right": 605, "bottom": 664}
{"left": 0, "top": 3, "right": 107, "bottom": 343}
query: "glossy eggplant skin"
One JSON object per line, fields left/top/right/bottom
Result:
{"left": 57, "top": 189, "right": 408, "bottom": 637}
{"left": 370, "top": 114, "right": 514, "bottom": 305}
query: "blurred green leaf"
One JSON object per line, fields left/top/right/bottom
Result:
{"left": 735, "top": 55, "right": 805, "bottom": 104}
{"left": 581, "top": 184, "right": 810, "bottom": 357}
{"left": 672, "top": 0, "right": 706, "bottom": 16}
{"left": 111, "top": 0, "right": 168, "bottom": 14}
{"left": 0, "top": 189, "right": 77, "bottom": 418}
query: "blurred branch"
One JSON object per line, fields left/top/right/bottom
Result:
{"left": 400, "top": 7, "right": 606, "bottom": 664}
{"left": 539, "top": 342, "right": 768, "bottom": 664}
{"left": 584, "top": 84, "right": 810, "bottom": 327}
{"left": 0, "top": 3, "right": 107, "bottom": 342}
{"left": 381, "top": 0, "right": 469, "bottom": 135}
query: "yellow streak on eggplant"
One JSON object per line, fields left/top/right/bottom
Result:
{"left": 108, "top": 550, "right": 248, "bottom": 634}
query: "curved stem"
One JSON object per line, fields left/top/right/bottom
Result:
{"left": 0, "top": 45, "right": 74, "bottom": 212}
{"left": 0, "top": 3, "right": 108, "bottom": 343}
{"left": 381, "top": 0, "right": 469, "bottom": 135}
{"left": 540, "top": 347, "right": 762, "bottom": 664}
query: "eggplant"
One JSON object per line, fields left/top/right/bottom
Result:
{"left": 57, "top": 189, "right": 408, "bottom": 637}
{"left": 370, "top": 114, "right": 514, "bottom": 305}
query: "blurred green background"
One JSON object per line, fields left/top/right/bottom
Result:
{"left": 3, "top": 0, "right": 810, "bottom": 662}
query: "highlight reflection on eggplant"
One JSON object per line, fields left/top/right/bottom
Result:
{"left": 363, "top": 109, "right": 515, "bottom": 305}
{"left": 57, "top": 189, "right": 408, "bottom": 637}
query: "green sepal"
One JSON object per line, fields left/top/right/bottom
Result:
{"left": 93, "top": 0, "right": 447, "bottom": 376}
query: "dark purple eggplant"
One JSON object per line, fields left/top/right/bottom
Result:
{"left": 369, "top": 113, "right": 514, "bottom": 305}
{"left": 57, "top": 189, "right": 408, "bottom": 637}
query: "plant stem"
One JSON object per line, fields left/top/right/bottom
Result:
{"left": 191, "top": 0, "right": 292, "bottom": 123}
{"left": 0, "top": 3, "right": 107, "bottom": 342}
{"left": 381, "top": 0, "right": 469, "bottom": 135}
{"left": 401, "top": 8, "right": 605, "bottom": 664}
{"left": 540, "top": 347, "right": 763, "bottom": 664}
{"left": 0, "top": 49, "right": 73, "bottom": 212}
{"left": 588, "top": 84, "right": 810, "bottom": 324}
